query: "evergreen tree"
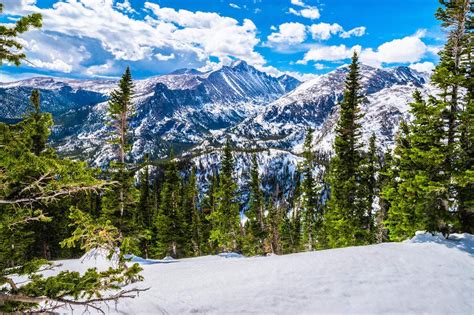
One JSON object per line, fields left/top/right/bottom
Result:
{"left": 187, "top": 168, "right": 206, "bottom": 256}
{"left": 324, "top": 52, "right": 366, "bottom": 248}
{"left": 360, "top": 133, "right": 379, "bottom": 243}
{"left": 245, "top": 154, "right": 266, "bottom": 255}
{"left": 154, "top": 155, "right": 185, "bottom": 258}
{"left": 137, "top": 154, "right": 153, "bottom": 258}
{"left": 26, "top": 90, "right": 51, "bottom": 156}
{"left": 107, "top": 67, "right": 135, "bottom": 217}
{"left": 0, "top": 4, "right": 42, "bottom": 66}
{"left": 300, "top": 128, "right": 321, "bottom": 250}
{"left": 383, "top": 92, "right": 448, "bottom": 240}
{"left": 376, "top": 150, "right": 394, "bottom": 243}
{"left": 201, "top": 170, "right": 218, "bottom": 253}
{"left": 431, "top": 0, "right": 473, "bottom": 233}
{"left": 208, "top": 139, "right": 241, "bottom": 252}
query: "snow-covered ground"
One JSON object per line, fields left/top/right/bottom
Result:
{"left": 42, "top": 233, "right": 474, "bottom": 314}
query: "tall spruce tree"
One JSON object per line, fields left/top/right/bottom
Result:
{"left": 360, "top": 133, "right": 379, "bottom": 243}
{"left": 324, "top": 52, "right": 366, "bottom": 248}
{"left": 300, "top": 128, "right": 320, "bottom": 250}
{"left": 431, "top": 0, "right": 473, "bottom": 232}
{"left": 107, "top": 67, "right": 135, "bottom": 217}
{"left": 208, "top": 139, "right": 241, "bottom": 252}
{"left": 26, "top": 90, "right": 51, "bottom": 156}
{"left": 376, "top": 150, "right": 394, "bottom": 243}
{"left": 186, "top": 168, "right": 206, "bottom": 256}
{"left": 154, "top": 155, "right": 185, "bottom": 258}
{"left": 245, "top": 154, "right": 266, "bottom": 255}
{"left": 137, "top": 154, "right": 153, "bottom": 258}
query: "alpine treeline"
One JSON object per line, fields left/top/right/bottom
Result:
{"left": 0, "top": 0, "right": 473, "bottom": 312}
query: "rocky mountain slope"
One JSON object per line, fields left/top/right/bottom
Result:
{"left": 0, "top": 62, "right": 433, "bottom": 182}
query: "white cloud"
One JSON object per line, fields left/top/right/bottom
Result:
{"left": 155, "top": 53, "right": 176, "bottom": 61}
{"left": 267, "top": 22, "right": 307, "bottom": 45}
{"left": 229, "top": 3, "right": 241, "bottom": 9}
{"left": 116, "top": 0, "right": 137, "bottom": 14}
{"left": 288, "top": 0, "right": 320, "bottom": 20}
{"left": 144, "top": 3, "right": 265, "bottom": 65}
{"left": 409, "top": 61, "right": 435, "bottom": 73}
{"left": 340, "top": 26, "right": 366, "bottom": 38}
{"left": 30, "top": 58, "right": 73, "bottom": 73}
{"left": 3, "top": 0, "right": 267, "bottom": 75}
{"left": 360, "top": 30, "right": 428, "bottom": 66}
{"left": 309, "top": 23, "right": 343, "bottom": 40}
{"left": 290, "top": 0, "right": 306, "bottom": 7}
{"left": 299, "top": 30, "right": 430, "bottom": 68}
{"left": 314, "top": 63, "right": 326, "bottom": 70}
{"left": 308, "top": 23, "right": 366, "bottom": 40}
{"left": 298, "top": 44, "right": 361, "bottom": 64}
{"left": 298, "top": 8, "right": 320, "bottom": 20}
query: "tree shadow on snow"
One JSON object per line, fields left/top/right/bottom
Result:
{"left": 408, "top": 233, "right": 474, "bottom": 256}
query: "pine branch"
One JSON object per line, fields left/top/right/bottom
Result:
{"left": 0, "top": 182, "right": 117, "bottom": 205}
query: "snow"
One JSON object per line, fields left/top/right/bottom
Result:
{"left": 30, "top": 232, "right": 473, "bottom": 314}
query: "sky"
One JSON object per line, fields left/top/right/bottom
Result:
{"left": 0, "top": 0, "right": 444, "bottom": 82}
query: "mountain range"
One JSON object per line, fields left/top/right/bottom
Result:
{"left": 0, "top": 60, "right": 433, "bottom": 184}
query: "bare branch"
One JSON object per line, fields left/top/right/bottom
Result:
{"left": 0, "top": 181, "right": 117, "bottom": 205}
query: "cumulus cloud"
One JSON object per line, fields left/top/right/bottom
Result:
{"left": 2, "top": 0, "right": 266, "bottom": 76}
{"left": 116, "top": 0, "right": 137, "bottom": 14}
{"left": 229, "top": 3, "right": 241, "bottom": 9}
{"left": 360, "top": 30, "right": 428, "bottom": 66}
{"left": 267, "top": 22, "right": 307, "bottom": 45}
{"left": 308, "top": 23, "right": 343, "bottom": 40}
{"left": 30, "top": 58, "right": 73, "bottom": 73}
{"left": 290, "top": 0, "right": 306, "bottom": 7}
{"left": 340, "top": 26, "right": 366, "bottom": 38}
{"left": 155, "top": 53, "right": 176, "bottom": 61}
{"left": 298, "top": 44, "right": 361, "bottom": 64}
{"left": 314, "top": 63, "right": 326, "bottom": 70}
{"left": 308, "top": 23, "right": 366, "bottom": 40}
{"left": 409, "top": 61, "right": 435, "bottom": 73}
{"left": 288, "top": 0, "right": 320, "bottom": 20}
{"left": 299, "top": 30, "right": 429, "bottom": 67}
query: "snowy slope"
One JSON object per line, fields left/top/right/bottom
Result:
{"left": 0, "top": 60, "right": 300, "bottom": 164}
{"left": 35, "top": 232, "right": 473, "bottom": 314}
{"left": 207, "top": 64, "right": 431, "bottom": 155}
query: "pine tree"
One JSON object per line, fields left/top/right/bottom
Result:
{"left": 383, "top": 92, "right": 448, "bottom": 240}
{"left": 26, "top": 90, "right": 51, "bottom": 156}
{"left": 154, "top": 155, "right": 185, "bottom": 258}
{"left": 245, "top": 154, "right": 266, "bottom": 255}
{"left": 186, "top": 168, "right": 206, "bottom": 256}
{"left": 0, "top": 4, "right": 42, "bottom": 66}
{"left": 324, "top": 52, "right": 366, "bottom": 248}
{"left": 208, "top": 139, "right": 241, "bottom": 252}
{"left": 137, "top": 154, "right": 153, "bottom": 258}
{"left": 360, "top": 133, "right": 379, "bottom": 243}
{"left": 201, "top": 170, "right": 218, "bottom": 253}
{"left": 300, "top": 128, "right": 320, "bottom": 250}
{"left": 107, "top": 67, "right": 135, "bottom": 217}
{"left": 376, "top": 150, "right": 394, "bottom": 243}
{"left": 431, "top": 0, "right": 473, "bottom": 233}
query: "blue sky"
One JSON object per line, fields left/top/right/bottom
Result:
{"left": 1, "top": 0, "right": 443, "bottom": 81}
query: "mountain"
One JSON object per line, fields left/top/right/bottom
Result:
{"left": 199, "top": 64, "right": 432, "bottom": 154}
{"left": 0, "top": 62, "right": 433, "bottom": 180}
{"left": 0, "top": 60, "right": 300, "bottom": 164}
